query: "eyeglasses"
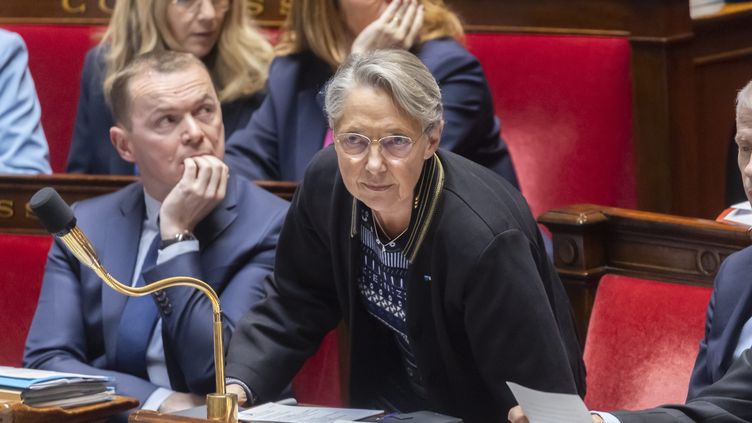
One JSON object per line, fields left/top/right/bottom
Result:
{"left": 171, "top": 0, "right": 231, "bottom": 15}
{"left": 335, "top": 132, "right": 417, "bottom": 159}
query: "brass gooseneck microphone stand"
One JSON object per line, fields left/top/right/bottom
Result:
{"left": 30, "top": 187, "right": 238, "bottom": 422}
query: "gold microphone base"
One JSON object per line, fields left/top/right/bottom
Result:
{"left": 206, "top": 393, "right": 238, "bottom": 422}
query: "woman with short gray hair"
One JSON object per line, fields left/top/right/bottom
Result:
{"left": 226, "top": 49, "right": 585, "bottom": 423}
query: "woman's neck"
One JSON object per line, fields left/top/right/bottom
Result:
{"left": 373, "top": 206, "right": 412, "bottom": 240}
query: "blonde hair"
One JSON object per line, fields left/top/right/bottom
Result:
{"left": 276, "top": 0, "right": 464, "bottom": 68}
{"left": 102, "top": 0, "right": 273, "bottom": 103}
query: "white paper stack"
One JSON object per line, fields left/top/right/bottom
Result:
{"left": 0, "top": 366, "right": 112, "bottom": 408}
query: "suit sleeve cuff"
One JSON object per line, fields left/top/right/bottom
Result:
{"left": 141, "top": 387, "right": 174, "bottom": 411}
{"left": 593, "top": 411, "right": 621, "bottom": 423}
{"left": 157, "top": 240, "right": 199, "bottom": 264}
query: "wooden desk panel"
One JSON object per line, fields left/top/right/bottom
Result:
{"left": 0, "top": 175, "right": 296, "bottom": 235}
{"left": 130, "top": 410, "right": 211, "bottom": 422}
{"left": 1, "top": 396, "right": 138, "bottom": 423}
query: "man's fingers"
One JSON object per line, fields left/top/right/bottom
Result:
{"left": 191, "top": 156, "right": 214, "bottom": 195}
{"left": 202, "top": 156, "right": 226, "bottom": 199}
{"left": 182, "top": 158, "right": 198, "bottom": 184}
{"left": 216, "top": 163, "right": 229, "bottom": 200}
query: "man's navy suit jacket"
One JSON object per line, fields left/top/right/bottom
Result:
{"left": 23, "top": 176, "right": 288, "bottom": 406}
{"left": 687, "top": 244, "right": 752, "bottom": 399}
{"left": 224, "top": 37, "right": 518, "bottom": 187}
{"left": 613, "top": 348, "right": 752, "bottom": 422}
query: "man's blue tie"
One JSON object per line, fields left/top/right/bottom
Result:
{"left": 115, "top": 234, "right": 160, "bottom": 379}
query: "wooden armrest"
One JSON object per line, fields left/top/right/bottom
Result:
{"left": 539, "top": 204, "right": 752, "bottom": 341}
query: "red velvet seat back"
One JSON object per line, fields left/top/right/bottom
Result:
{"left": 0, "top": 24, "right": 104, "bottom": 173}
{"left": 584, "top": 275, "right": 711, "bottom": 410}
{"left": 465, "top": 34, "right": 636, "bottom": 219}
{"left": 0, "top": 234, "right": 52, "bottom": 366}
{"left": 292, "top": 330, "right": 346, "bottom": 406}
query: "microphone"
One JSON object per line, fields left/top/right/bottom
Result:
{"left": 30, "top": 187, "right": 102, "bottom": 271}
{"left": 29, "top": 187, "right": 76, "bottom": 236}
{"left": 30, "top": 188, "right": 238, "bottom": 422}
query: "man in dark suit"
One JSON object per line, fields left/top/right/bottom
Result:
{"left": 23, "top": 50, "right": 288, "bottom": 415}
{"left": 687, "top": 79, "right": 752, "bottom": 400}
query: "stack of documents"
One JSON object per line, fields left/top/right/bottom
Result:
{"left": 0, "top": 366, "right": 112, "bottom": 408}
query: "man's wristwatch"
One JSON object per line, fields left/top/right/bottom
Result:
{"left": 159, "top": 230, "right": 196, "bottom": 249}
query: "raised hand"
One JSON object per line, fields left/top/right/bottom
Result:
{"left": 159, "top": 155, "right": 229, "bottom": 240}
{"left": 351, "top": 0, "right": 425, "bottom": 55}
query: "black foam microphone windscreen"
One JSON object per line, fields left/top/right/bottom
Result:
{"left": 30, "top": 187, "right": 76, "bottom": 236}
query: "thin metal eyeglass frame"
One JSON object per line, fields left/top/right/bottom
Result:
{"left": 334, "top": 132, "right": 421, "bottom": 159}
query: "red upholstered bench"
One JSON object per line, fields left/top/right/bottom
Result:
{"left": 539, "top": 205, "right": 749, "bottom": 411}
{"left": 0, "top": 233, "right": 52, "bottom": 366}
{"left": 583, "top": 275, "right": 711, "bottom": 410}
{"left": 466, "top": 33, "right": 636, "bottom": 219}
{"left": 0, "top": 24, "right": 104, "bottom": 173}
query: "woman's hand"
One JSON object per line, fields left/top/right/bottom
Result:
{"left": 351, "top": 0, "right": 425, "bottom": 55}
{"left": 508, "top": 406, "right": 530, "bottom": 423}
{"left": 508, "top": 405, "right": 605, "bottom": 423}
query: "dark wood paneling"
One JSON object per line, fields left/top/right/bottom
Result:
{"left": 540, "top": 204, "right": 752, "bottom": 338}
{"left": 0, "top": 175, "right": 296, "bottom": 235}
{"left": 692, "top": 9, "right": 752, "bottom": 216}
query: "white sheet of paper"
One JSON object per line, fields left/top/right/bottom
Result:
{"left": 724, "top": 202, "right": 752, "bottom": 226}
{"left": 0, "top": 366, "right": 107, "bottom": 381}
{"left": 507, "top": 382, "right": 592, "bottom": 423}
{"left": 238, "top": 402, "right": 382, "bottom": 423}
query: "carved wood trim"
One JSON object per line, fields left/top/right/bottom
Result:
{"left": 540, "top": 204, "right": 752, "bottom": 338}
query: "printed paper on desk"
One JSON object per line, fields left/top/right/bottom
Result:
{"left": 507, "top": 382, "right": 591, "bottom": 423}
{"left": 238, "top": 402, "right": 382, "bottom": 423}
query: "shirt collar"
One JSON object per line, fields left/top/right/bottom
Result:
{"left": 143, "top": 190, "right": 161, "bottom": 228}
